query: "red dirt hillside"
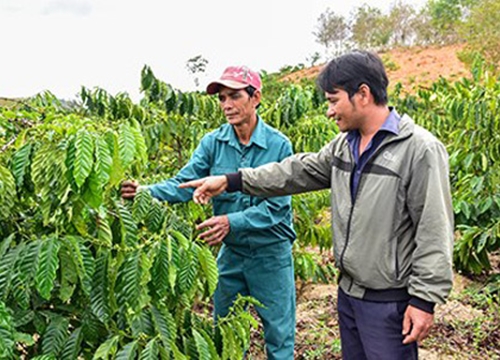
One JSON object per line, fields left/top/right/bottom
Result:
{"left": 281, "top": 44, "right": 469, "bottom": 93}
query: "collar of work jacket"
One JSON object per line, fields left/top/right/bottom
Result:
{"left": 339, "top": 113, "right": 415, "bottom": 154}
{"left": 215, "top": 115, "right": 268, "bottom": 150}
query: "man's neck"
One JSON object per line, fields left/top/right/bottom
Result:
{"left": 234, "top": 115, "right": 258, "bottom": 145}
{"left": 359, "top": 106, "right": 391, "bottom": 139}
{"left": 357, "top": 106, "right": 391, "bottom": 155}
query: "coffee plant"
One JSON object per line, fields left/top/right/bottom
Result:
{"left": 1, "top": 59, "right": 499, "bottom": 358}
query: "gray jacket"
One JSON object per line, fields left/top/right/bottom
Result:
{"left": 239, "top": 114, "right": 454, "bottom": 307}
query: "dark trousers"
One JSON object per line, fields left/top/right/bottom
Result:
{"left": 337, "top": 288, "right": 418, "bottom": 360}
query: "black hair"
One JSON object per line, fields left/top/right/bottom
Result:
{"left": 244, "top": 85, "right": 256, "bottom": 97}
{"left": 316, "top": 50, "right": 389, "bottom": 105}
{"left": 244, "top": 85, "right": 260, "bottom": 109}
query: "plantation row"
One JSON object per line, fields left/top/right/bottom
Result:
{"left": 0, "top": 61, "right": 499, "bottom": 358}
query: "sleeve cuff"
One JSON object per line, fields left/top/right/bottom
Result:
{"left": 409, "top": 296, "right": 435, "bottom": 314}
{"left": 225, "top": 172, "right": 242, "bottom": 192}
{"left": 226, "top": 212, "right": 247, "bottom": 232}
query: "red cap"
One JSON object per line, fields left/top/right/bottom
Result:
{"left": 206, "top": 65, "right": 262, "bottom": 95}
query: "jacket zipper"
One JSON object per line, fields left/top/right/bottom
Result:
{"left": 338, "top": 132, "right": 412, "bottom": 292}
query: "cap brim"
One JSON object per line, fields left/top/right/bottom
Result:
{"left": 206, "top": 80, "right": 248, "bottom": 94}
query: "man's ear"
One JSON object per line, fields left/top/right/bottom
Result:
{"left": 357, "top": 84, "right": 371, "bottom": 105}
{"left": 253, "top": 90, "right": 262, "bottom": 108}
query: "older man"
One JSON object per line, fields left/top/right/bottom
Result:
{"left": 122, "top": 65, "right": 296, "bottom": 359}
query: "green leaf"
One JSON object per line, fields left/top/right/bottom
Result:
{"left": 0, "top": 164, "right": 16, "bottom": 219}
{"left": 178, "top": 247, "right": 198, "bottom": 294}
{"left": 192, "top": 329, "right": 213, "bottom": 360}
{"left": 131, "top": 308, "right": 154, "bottom": 337}
{"left": 30, "top": 355, "right": 56, "bottom": 360}
{"left": 199, "top": 328, "right": 220, "bottom": 360}
{"left": 0, "top": 234, "right": 15, "bottom": 264}
{"left": 116, "top": 250, "right": 141, "bottom": 309}
{"left": 145, "top": 200, "right": 166, "bottom": 233}
{"left": 58, "top": 245, "right": 78, "bottom": 302}
{"left": 63, "top": 236, "right": 95, "bottom": 297}
{"left": 107, "top": 131, "right": 124, "bottom": 187}
{"left": 118, "top": 123, "right": 136, "bottom": 170}
{"left": 41, "top": 316, "right": 69, "bottom": 356}
{"left": 35, "top": 237, "right": 61, "bottom": 300}
{"left": 132, "top": 188, "right": 153, "bottom": 223}
{"left": 65, "top": 137, "right": 77, "bottom": 190}
{"left": 171, "top": 343, "right": 187, "bottom": 360}
{"left": 74, "top": 129, "right": 95, "bottom": 188}
{"left": 94, "top": 136, "right": 112, "bottom": 187}
{"left": 477, "top": 231, "right": 490, "bottom": 253}
{"left": 0, "top": 301, "right": 15, "bottom": 359}
{"left": 10, "top": 142, "right": 32, "bottom": 188}
{"left": 60, "top": 327, "right": 83, "bottom": 360}
{"left": 115, "top": 341, "right": 138, "bottom": 360}
{"left": 131, "top": 119, "right": 148, "bottom": 167}
{"left": 97, "top": 215, "right": 113, "bottom": 247}
{"left": 14, "top": 331, "right": 35, "bottom": 346}
{"left": 92, "top": 335, "right": 120, "bottom": 360}
{"left": 117, "top": 202, "right": 138, "bottom": 246}
{"left": 17, "top": 240, "right": 41, "bottom": 284}
{"left": 141, "top": 65, "right": 155, "bottom": 91}
{"left": 90, "top": 250, "right": 111, "bottom": 323}
{"left": 0, "top": 243, "right": 24, "bottom": 301}
{"left": 171, "top": 230, "right": 189, "bottom": 251}
{"left": 150, "top": 238, "right": 170, "bottom": 299}
{"left": 151, "top": 306, "right": 176, "bottom": 352}
{"left": 13, "top": 310, "right": 34, "bottom": 328}
{"left": 197, "top": 246, "right": 219, "bottom": 295}
{"left": 83, "top": 170, "right": 103, "bottom": 208}
{"left": 139, "top": 339, "right": 159, "bottom": 360}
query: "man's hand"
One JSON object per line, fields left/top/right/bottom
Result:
{"left": 179, "top": 175, "right": 228, "bottom": 204}
{"left": 402, "top": 305, "right": 434, "bottom": 344}
{"left": 121, "top": 180, "right": 140, "bottom": 200}
{"left": 196, "top": 215, "right": 230, "bottom": 246}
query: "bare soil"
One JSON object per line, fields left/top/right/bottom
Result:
{"left": 280, "top": 44, "right": 469, "bottom": 95}
{"left": 246, "top": 257, "right": 500, "bottom": 359}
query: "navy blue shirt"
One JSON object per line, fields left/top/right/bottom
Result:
{"left": 346, "top": 109, "right": 400, "bottom": 202}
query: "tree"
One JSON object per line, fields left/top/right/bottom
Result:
{"left": 388, "top": 0, "right": 418, "bottom": 47}
{"left": 350, "top": 5, "right": 392, "bottom": 51}
{"left": 306, "top": 52, "right": 322, "bottom": 67}
{"left": 460, "top": 0, "right": 500, "bottom": 67}
{"left": 421, "top": 0, "right": 478, "bottom": 44}
{"left": 186, "top": 55, "right": 209, "bottom": 89}
{"left": 313, "top": 8, "right": 350, "bottom": 57}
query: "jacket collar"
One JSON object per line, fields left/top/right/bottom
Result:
{"left": 215, "top": 116, "right": 268, "bottom": 150}
{"left": 338, "top": 109, "right": 415, "bottom": 156}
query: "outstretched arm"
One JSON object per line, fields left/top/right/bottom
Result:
{"left": 181, "top": 139, "right": 337, "bottom": 202}
{"left": 179, "top": 175, "right": 228, "bottom": 204}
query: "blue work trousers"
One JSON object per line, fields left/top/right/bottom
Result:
{"left": 337, "top": 288, "right": 418, "bottom": 360}
{"left": 214, "top": 242, "right": 295, "bottom": 360}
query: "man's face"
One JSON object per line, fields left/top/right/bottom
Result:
{"left": 325, "top": 89, "right": 362, "bottom": 133}
{"left": 218, "top": 87, "right": 259, "bottom": 126}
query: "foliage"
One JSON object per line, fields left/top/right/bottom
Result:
{"left": 2, "top": 45, "right": 500, "bottom": 357}
{"left": 312, "top": 0, "right": 497, "bottom": 59}
{"left": 423, "top": 0, "right": 476, "bottom": 44}
{"left": 312, "top": 8, "right": 350, "bottom": 57}
{"left": 0, "top": 68, "right": 254, "bottom": 358}
{"left": 460, "top": 0, "right": 500, "bottom": 68}
{"left": 393, "top": 59, "right": 500, "bottom": 275}
{"left": 350, "top": 5, "right": 392, "bottom": 51}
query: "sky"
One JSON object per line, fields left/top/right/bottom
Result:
{"left": 0, "top": 0, "right": 427, "bottom": 102}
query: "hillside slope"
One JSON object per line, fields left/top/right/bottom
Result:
{"left": 281, "top": 44, "right": 469, "bottom": 93}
